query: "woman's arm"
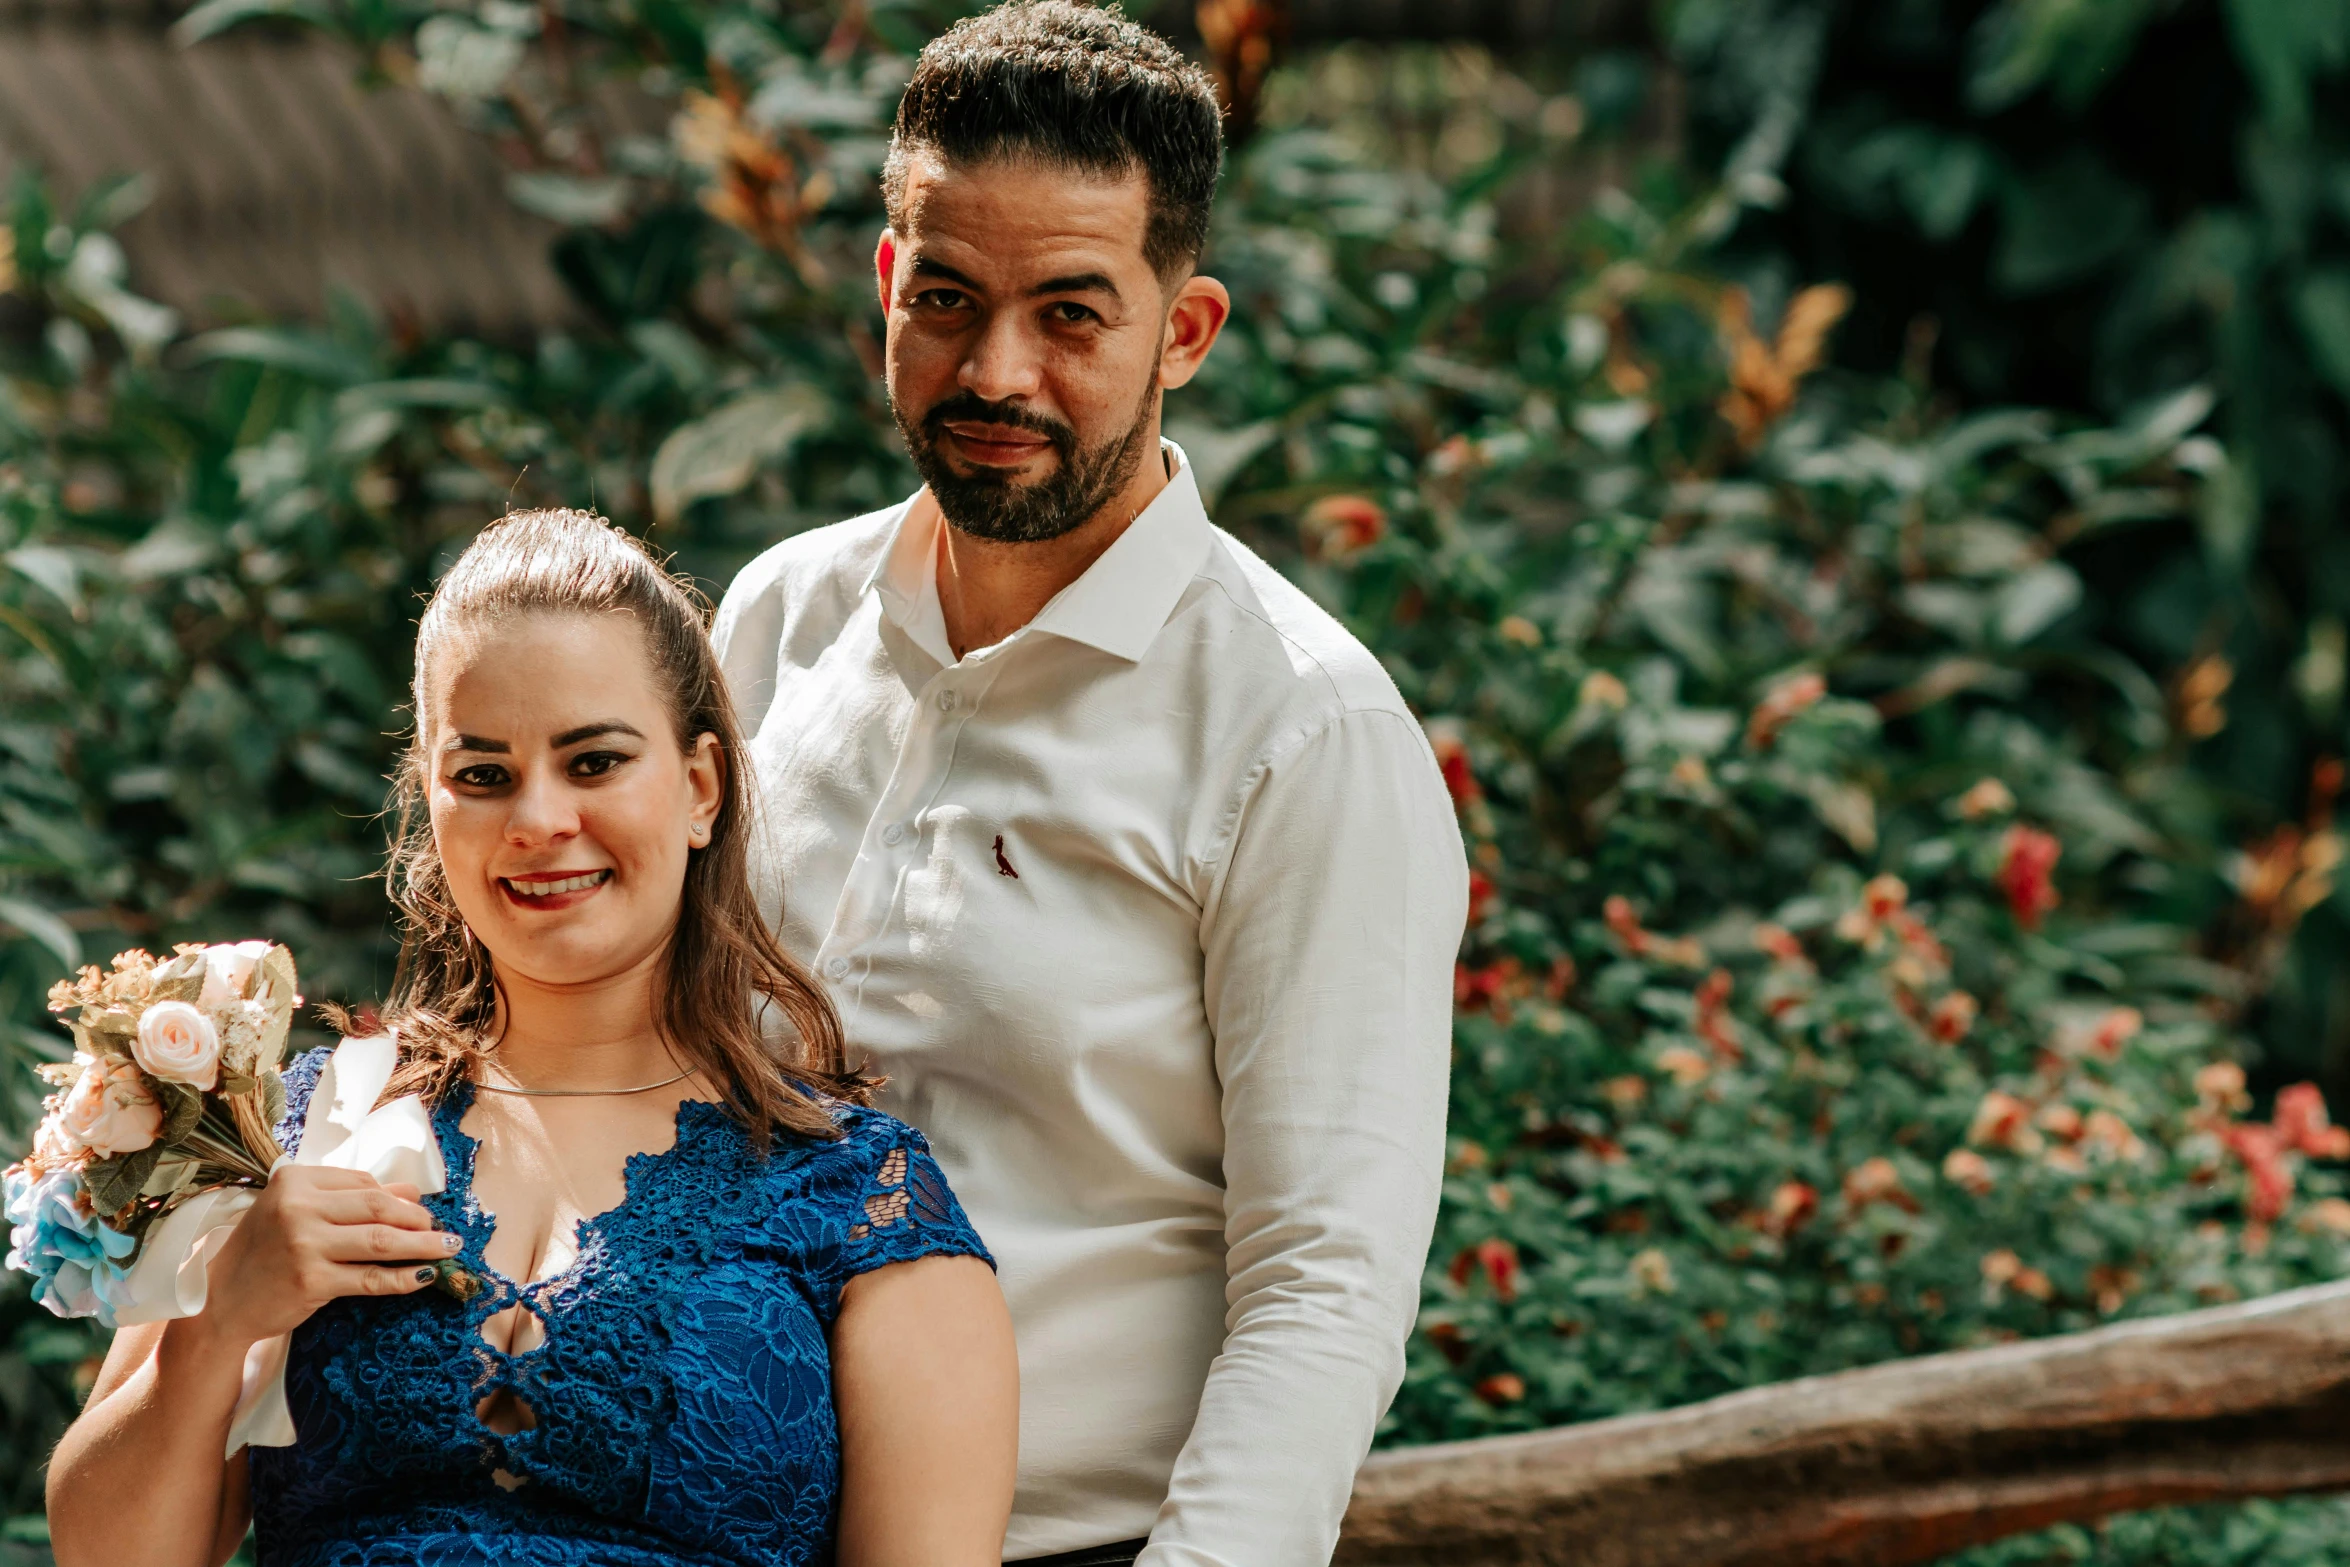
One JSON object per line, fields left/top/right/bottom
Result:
{"left": 46, "top": 1169, "right": 449, "bottom": 1567}
{"left": 54, "top": 1318, "right": 256, "bottom": 1567}
{"left": 832, "top": 1253, "right": 1019, "bottom": 1567}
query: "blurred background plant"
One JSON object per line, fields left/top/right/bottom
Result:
{"left": 0, "top": 0, "right": 2346, "bottom": 1561}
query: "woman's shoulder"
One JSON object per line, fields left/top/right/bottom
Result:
{"left": 818, "top": 1100, "right": 936, "bottom": 1156}
{"left": 753, "top": 1101, "right": 990, "bottom": 1297}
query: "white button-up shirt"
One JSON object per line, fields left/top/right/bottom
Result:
{"left": 713, "top": 445, "right": 1466, "bottom": 1565}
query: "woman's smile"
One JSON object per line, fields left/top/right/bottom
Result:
{"left": 498, "top": 869, "right": 614, "bottom": 910}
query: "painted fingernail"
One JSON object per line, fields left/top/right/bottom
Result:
{"left": 414, "top": 1267, "right": 436, "bottom": 1283}
{"left": 442, "top": 1232, "right": 463, "bottom": 1253}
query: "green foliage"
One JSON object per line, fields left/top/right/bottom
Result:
{"left": 1665, "top": 0, "right": 2350, "bottom": 1089}
{"left": 0, "top": 5, "right": 2345, "bottom": 1562}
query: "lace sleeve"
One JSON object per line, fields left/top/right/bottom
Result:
{"left": 272, "top": 1044, "right": 332, "bottom": 1152}
{"left": 818, "top": 1112, "right": 993, "bottom": 1312}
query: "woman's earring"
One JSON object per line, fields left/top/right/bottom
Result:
{"left": 689, "top": 824, "right": 707, "bottom": 844}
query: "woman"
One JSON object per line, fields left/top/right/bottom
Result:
{"left": 46, "top": 510, "right": 1018, "bottom": 1567}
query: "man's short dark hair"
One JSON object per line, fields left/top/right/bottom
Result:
{"left": 885, "top": 1, "right": 1225, "bottom": 280}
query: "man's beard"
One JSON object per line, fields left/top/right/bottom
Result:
{"left": 896, "top": 377, "right": 1160, "bottom": 545}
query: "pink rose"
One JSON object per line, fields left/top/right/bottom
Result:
{"left": 33, "top": 1110, "right": 86, "bottom": 1167}
{"left": 58, "top": 1056, "right": 163, "bottom": 1160}
{"left": 199, "top": 940, "right": 274, "bottom": 1010}
{"left": 134, "top": 1000, "right": 222, "bottom": 1092}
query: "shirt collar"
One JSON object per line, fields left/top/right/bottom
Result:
{"left": 866, "top": 440, "right": 1213, "bottom": 666}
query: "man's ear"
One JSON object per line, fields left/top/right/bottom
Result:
{"left": 1159, "top": 273, "right": 1231, "bottom": 392}
{"left": 875, "top": 230, "right": 899, "bottom": 316}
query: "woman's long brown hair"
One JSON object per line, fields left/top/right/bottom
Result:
{"left": 361, "top": 508, "right": 871, "bottom": 1148}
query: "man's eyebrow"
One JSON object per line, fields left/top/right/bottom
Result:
{"left": 553, "top": 721, "right": 646, "bottom": 748}
{"left": 909, "top": 255, "right": 982, "bottom": 289}
{"left": 906, "top": 255, "right": 1123, "bottom": 303}
{"left": 1030, "top": 271, "right": 1121, "bottom": 301}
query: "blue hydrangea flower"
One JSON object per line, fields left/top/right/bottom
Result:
{"left": 4, "top": 1165, "right": 135, "bottom": 1326}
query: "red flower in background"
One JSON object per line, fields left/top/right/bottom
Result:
{"left": 1474, "top": 1373, "right": 1526, "bottom": 1405}
{"left": 1746, "top": 671, "right": 1827, "bottom": 750}
{"left": 1928, "top": 991, "right": 1978, "bottom": 1043}
{"left": 1841, "top": 1156, "right": 1919, "bottom": 1214}
{"left": 2275, "top": 1083, "right": 2350, "bottom": 1159}
{"left": 2088, "top": 1007, "right": 2142, "bottom": 1058}
{"left": 1466, "top": 870, "right": 1497, "bottom": 926}
{"left": 1761, "top": 1180, "right": 1818, "bottom": 1238}
{"left": 1604, "top": 896, "right": 1705, "bottom": 966}
{"left": 1449, "top": 1238, "right": 1521, "bottom": 1302}
{"left": 1694, "top": 969, "right": 1741, "bottom": 1062}
{"left": 1301, "top": 494, "right": 1386, "bottom": 560}
{"left": 1751, "top": 922, "right": 1808, "bottom": 966}
{"left": 1997, "top": 826, "right": 2062, "bottom": 930}
{"left": 2226, "top": 1122, "right": 2294, "bottom": 1224}
{"left": 1428, "top": 727, "right": 1481, "bottom": 808}
{"left": 1453, "top": 958, "right": 1523, "bottom": 1017}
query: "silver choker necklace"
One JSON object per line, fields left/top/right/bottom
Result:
{"left": 474, "top": 1065, "right": 696, "bottom": 1098}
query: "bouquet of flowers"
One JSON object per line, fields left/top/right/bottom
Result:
{"left": 4, "top": 942, "right": 298, "bottom": 1325}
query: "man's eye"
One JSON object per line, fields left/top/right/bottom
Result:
{"left": 451, "top": 764, "right": 508, "bottom": 789}
{"left": 915, "top": 289, "right": 970, "bottom": 311}
{"left": 571, "top": 751, "right": 628, "bottom": 778}
{"left": 1046, "top": 302, "right": 1099, "bottom": 325}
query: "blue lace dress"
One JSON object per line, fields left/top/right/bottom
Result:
{"left": 247, "top": 1048, "right": 991, "bottom": 1567}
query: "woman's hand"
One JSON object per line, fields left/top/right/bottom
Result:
{"left": 195, "top": 1166, "right": 455, "bottom": 1349}
{"left": 50, "top": 1168, "right": 453, "bottom": 1567}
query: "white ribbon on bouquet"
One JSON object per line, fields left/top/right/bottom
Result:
{"left": 108, "top": 1035, "right": 445, "bottom": 1456}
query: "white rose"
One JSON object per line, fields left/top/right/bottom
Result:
{"left": 199, "top": 941, "right": 274, "bottom": 1010}
{"left": 58, "top": 1055, "right": 163, "bottom": 1160}
{"left": 134, "top": 1000, "right": 222, "bottom": 1092}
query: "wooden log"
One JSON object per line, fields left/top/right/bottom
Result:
{"left": 1339, "top": 1280, "right": 2350, "bottom": 1566}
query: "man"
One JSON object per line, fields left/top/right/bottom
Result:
{"left": 713, "top": 5, "right": 1466, "bottom": 1563}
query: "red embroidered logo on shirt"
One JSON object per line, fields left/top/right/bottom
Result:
{"left": 992, "top": 835, "right": 1020, "bottom": 878}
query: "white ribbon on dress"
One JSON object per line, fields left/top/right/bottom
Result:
{"left": 109, "top": 1035, "right": 445, "bottom": 1456}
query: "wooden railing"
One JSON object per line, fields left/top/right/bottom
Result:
{"left": 1338, "top": 1280, "right": 2350, "bottom": 1566}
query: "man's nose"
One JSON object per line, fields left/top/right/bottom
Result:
{"left": 958, "top": 311, "right": 1046, "bottom": 404}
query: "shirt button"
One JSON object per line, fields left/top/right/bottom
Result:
{"left": 881, "top": 823, "right": 907, "bottom": 847}
{"left": 935, "top": 689, "right": 960, "bottom": 713}
{"left": 824, "top": 956, "right": 849, "bottom": 979}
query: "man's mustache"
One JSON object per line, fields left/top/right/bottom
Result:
{"left": 920, "top": 395, "right": 1075, "bottom": 454}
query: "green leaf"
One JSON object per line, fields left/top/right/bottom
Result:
{"left": 1994, "top": 562, "right": 2083, "bottom": 646}
{"left": 2195, "top": 450, "right": 2260, "bottom": 578}
{"left": 1994, "top": 152, "right": 2150, "bottom": 294}
{"left": 332, "top": 379, "right": 504, "bottom": 417}
{"left": 648, "top": 387, "right": 828, "bottom": 525}
{"left": 1969, "top": 0, "right": 2170, "bottom": 113}
{"left": 0, "top": 896, "right": 79, "bottom": 973}
{"left": 505, "top": 173, "right": 632, "bottom": 227}
{"left": 2223, "top": 0, "right": 2350, "bottom": 132}
{"left": 148, "top": 948, "right": 206, "bottom": 1004}
{"left": 181, "top": 326, "right": 371, "bottom": 386}
{"left": 2294, "top": 270, "right": 2350, "bottom": 398}
{"left": 170, "top": 0, "right": 329, "bottom": 43}
{"left": 149, "top": 1080, "right": 204, "bottom": 1146}
{"left": 1164, "top": 418, "right": 1278, "bottom": 508}
{"left": 141, "top": 1157, "right": 198, "bottom": 1199}
{"left": 84, "top": 1146, "right": 161, "bottom": 1217}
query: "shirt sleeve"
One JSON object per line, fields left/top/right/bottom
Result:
{"left": 812, "top": 1112, "right": 995, "bottom": 1323}
{"left": 1145, "top": 707, "right": 1468, "bottom": 1567}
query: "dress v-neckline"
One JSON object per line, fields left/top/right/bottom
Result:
{"left": 441, "top": 1082, "right": 728, "bottom": 1335}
